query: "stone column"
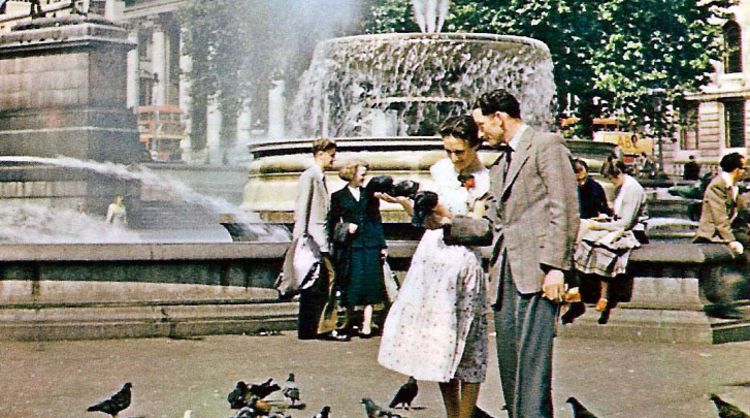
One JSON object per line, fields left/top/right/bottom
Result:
{"left": 236, "top": 99, "right": 252, "bottom": 146}
{"left": 179, "top": 31, "right": 192, "bottom": 162}
{"left": 206, "top": 96, "right": 222, "bottom": 164}
{"left": 105, "top": 0, "right": 125, "bottom": 21}
{"left": 151, "top": 22, "right": 167, "bottom": 106}
{"left": 268, "top": 79, "right": 285, "bottom": 139}
{"left": 126, "top": 27, "right": 140, "bottom": 112}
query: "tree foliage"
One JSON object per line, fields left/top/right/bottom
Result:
{"left": 362, "top": 0, "right": 734, "bottom": 137}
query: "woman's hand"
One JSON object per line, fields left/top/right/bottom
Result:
{"left": 423, "top": 213, "right": 451, "bottom": 230}
{"left": 348, "top": 223, "right": 359, "bottom": 234}
{"left": 374, "top": 192, "right": 408, "bottom": 205}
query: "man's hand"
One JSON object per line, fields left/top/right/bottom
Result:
{"left": 542, "top": 269, "right": 566, "bottom": 303}
{"left": 348, "top": 223, "right": 358, "bottom": 234}
{"left": 729, "top": 240, "right": 744, "bottom": 255}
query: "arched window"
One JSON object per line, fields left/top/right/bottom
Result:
{"left": 724, "top": 21, "right": 742, "bottom": 73}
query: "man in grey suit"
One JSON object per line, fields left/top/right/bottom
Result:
{"left": 473, "top": 90, "right": 579, "bottom": 418}
{"left": 292, "top": 138, "right": 349, "bottom": 340}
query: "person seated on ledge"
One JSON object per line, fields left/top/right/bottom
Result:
{"left": 574, "top": 158, "right": 648, "bottom": 324}
{"left": 693, "top": 152, "right": 749, "bottom": 320}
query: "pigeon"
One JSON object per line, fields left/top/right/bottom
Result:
{"left": 411, "top": 191, "right": 439, "bottom": 227}
{"left": 313, "top": 405, "right": 331, "bottom": 418}
{"left": 711, "top": 393, "right": 750, "bottom": 418}
{"left": 87, "top": 382, "right": 132, "bottom": 418}
{"left": 249, "top": 378, "right": 281, "bottom": 399}
{"left": 283, "top": 373, "right": 300, "bottom": 406}
{"left": 566, "top": 397, "right": 599, "bottom": 418}
{"left": 361, "top": 397, "right": 401, "bottom": 418}
{"left": 389, "top": 376, "right": 418, "bottom": 409}
{"left": 228, "top": 381, "right": 251, "bottom": 409}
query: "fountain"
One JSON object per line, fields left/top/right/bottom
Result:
{"left": 242, "top": 32, "right": 613, "bottom": 228}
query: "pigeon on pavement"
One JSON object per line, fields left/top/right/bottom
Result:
{"left": 228, "top": 381, "right": 251, "bottom": 409}
{"left": 711, "top": 393, "right": 750, "bottom": 418}
{"left": 313, "top": 406, "right": 331, "bottom": 418}
{"left": 250, "top": 378, "right": 281, "bottom": 399}
{"left": 361, "top": 397, "right": 401, "bottom": 417}
{"left": 566, "top": 397, "right": 599, "bottom": 418}
{"left": 389, "top": 376, "right": 418, "bottom": 410}
{"left": 87, "top": 382, "right": 132, "bottom": 418}
{"left": 283, "top": 373, "right": 300, "bottom": 406}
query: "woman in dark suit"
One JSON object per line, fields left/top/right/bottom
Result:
{"left": 329, "top": 160, "right": 387, "bottom": 338}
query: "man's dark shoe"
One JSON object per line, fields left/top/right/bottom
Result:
{"left": 319, "top": 330, "right": 350, "bottom": 342}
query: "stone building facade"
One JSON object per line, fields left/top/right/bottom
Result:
{"left": 677, "top": 1, "right": 750, "bottom": 174}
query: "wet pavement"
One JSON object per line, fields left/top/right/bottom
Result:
{"left": 1, "top": 329, "right": 749, "bottom": 418}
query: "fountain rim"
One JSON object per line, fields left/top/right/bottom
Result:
{"left": 318, "top": 32, "right": 551, "bottom": 53}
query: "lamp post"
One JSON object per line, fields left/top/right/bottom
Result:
{"left": 649, "top": 88, "right": 669, "bottom": 179}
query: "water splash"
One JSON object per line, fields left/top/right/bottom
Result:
{"left": 290, "top": 33, "right": 556, "bottom": 138}
{"left": 0, "top": 156, "right": 291, "bottom": 242}
{"left": 412, "top": 0, "right": 450, "bottom": 33}
{"left": 0, "top": 204, "right": 140, "bottom": 243}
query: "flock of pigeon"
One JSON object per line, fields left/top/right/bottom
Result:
{"left": 84, "top": 378, "right": 749, "bottom": 417}
{"left": 84, "top": 374, "right": 420, "bottom": 418}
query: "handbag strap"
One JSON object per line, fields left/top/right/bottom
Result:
{"left": 303, "top": 173, "right": 317, "bottom": 235}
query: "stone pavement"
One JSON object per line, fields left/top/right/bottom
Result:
{"left": 1, "top": 330, "right": 749, "bottom": 418}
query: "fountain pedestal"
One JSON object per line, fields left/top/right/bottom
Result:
{"left": 0, "top": 15, "right": 145, "bottom": 163}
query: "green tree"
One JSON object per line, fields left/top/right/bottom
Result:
{"left": 362, "top": 0, "right": 733, "bottom": 138}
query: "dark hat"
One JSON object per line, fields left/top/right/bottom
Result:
{"left": 411, "top": 191, "right": 439, "bottom": 228}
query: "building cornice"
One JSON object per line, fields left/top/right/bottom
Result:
{"left": 124, "top": 0, "right": 186, "bottom": 19}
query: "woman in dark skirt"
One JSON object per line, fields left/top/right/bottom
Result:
{"left": 329, "top": 160, "right": 387, "bottom": 338}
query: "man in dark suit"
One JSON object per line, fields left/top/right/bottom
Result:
{"left": 473, "top": 90, "right": 580, "bottom": 418}
{"left": 683, "top": 155, "right": 701, "bottom": 181}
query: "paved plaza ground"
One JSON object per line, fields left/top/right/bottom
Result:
{"left": 1, "top": 330, "right": 749, "bottom": 418}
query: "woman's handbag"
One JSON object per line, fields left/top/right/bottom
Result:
{"left": 382, "top": 259, "right": 400, "bottom": 303}
{"left": 442, "top": 216, "right": 493, "bottom": 246}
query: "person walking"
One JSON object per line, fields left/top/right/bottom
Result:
{"left": 473, "top": 90, "right": 580, "bottom": 418}
{"left": 288, "top": 138, "right": 348, "bottom": 341}
{"left": 329, "top": 160, "right": 387, "bottom": 338}
{"left": 378, "top": 115, "right": 489, "bottom": 418}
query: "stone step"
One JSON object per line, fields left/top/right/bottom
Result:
{"left": 0, "top": 300, "right": 298, "bottom": 341}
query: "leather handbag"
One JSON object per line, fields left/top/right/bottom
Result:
{"left": 442, "top": 216, "right": 493, "bottom": 247}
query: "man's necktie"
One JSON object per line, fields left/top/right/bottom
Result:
{"left": 502, "top": 145, "right": 513, "bottom": 183}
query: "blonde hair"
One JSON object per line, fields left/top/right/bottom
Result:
{"left": 338, "top": 160, "right": 369, "bottom": 181}
{"left": 311, "top": 137, "right": 336, "bottom": 155}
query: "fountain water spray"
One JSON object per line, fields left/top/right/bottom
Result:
{"left": 0, "top": 156, "right": 291, "bottom": 242}
{"left": 411, "top": 0, "right": 450, "bottom": 33}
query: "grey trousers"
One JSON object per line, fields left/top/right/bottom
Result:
{"left": 494, "top": 256, "right": 557, "bottom": 418}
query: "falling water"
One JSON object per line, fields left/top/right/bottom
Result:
{"left": 291, "top": 33, "right": 556, "bottom": 138}
{"left": 0, "top": 156, "right": 291, "bottom": 243}
{"left": 411, "top": 0, "right": 450, "bottom": 34}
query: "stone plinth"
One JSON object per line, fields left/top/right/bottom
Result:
{"left": 0, "top": 15, "right": 145, "bottom": 163}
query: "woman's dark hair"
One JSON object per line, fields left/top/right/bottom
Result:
{"left": 438, "top": 115, "right": 482, "bottom": 148}
{"left": 720, "top": 152, "right": 745, "bottom": 173}
{"left": 411, "top": 191, "right": 439, "bottom": 228}
{"left": 475, "top": 89, "right": 521, "bottom": 119}
{"left": 572, "top": 158, "right": 588, "bottom": 173}
{"left": 600, "top": 158, "right": 628, "bottom": 179}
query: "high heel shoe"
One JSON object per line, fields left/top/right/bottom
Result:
{"left": 561, "top": 302, "right": 586, "bottom": 325}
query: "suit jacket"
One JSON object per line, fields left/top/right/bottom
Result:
{"left": 488, "top": 127, "right": 580, "bottom": 294}
{"left": 694, "top": 175, "right": 745, "bottom": 243}
{"left": 329, "top": 187, "right": 386, "bottom": 250}
{"left": 292, "top": 165, "right": 331, "bottom": 252}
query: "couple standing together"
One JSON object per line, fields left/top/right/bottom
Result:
{"left": 291, "top": 89, "right": 579, "bottom": 418}
{"left": 378, "top": 89, "right": 579, "bottom": 418}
